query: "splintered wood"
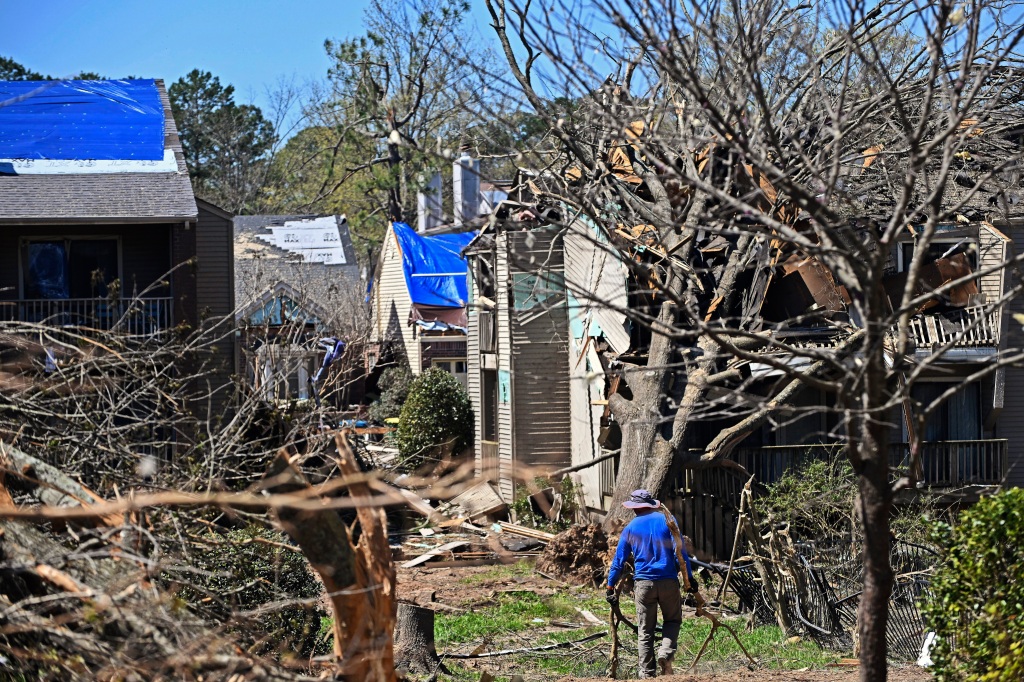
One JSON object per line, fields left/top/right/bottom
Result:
{"left": 265, "top": 432, "right": 397, "bottom": 682}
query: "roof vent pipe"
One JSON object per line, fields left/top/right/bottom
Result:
{"left": 453, "top": 150, "right": 480, "bottom": 225}
{"left": 417, "top": 171, "right": 443, "bottom": 233}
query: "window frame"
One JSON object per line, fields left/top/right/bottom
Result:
{"left": 19, "top": 235, "right": 122, "bottom": 300}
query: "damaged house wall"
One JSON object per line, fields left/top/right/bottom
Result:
{"left": 369, "top": 223, "right": 474, "bottom": 381}
{"left": 466, "top": 221, "right": 571, "bottom": 501}
{"left": 564, "top": 217, "right": 631, "bottom": 510}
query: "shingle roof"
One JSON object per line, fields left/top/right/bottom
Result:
{"left": 234, "top": 214, "right": 362, "bottom": 331}
{"left": 0, "top": 79, "right": 197, "bottom": 223}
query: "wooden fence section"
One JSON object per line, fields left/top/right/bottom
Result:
{"left": 666, "top": 493, "right": 738, "bottom": 563}
{"left": 726, "top": 440, "right": 1007, "bottom": 487}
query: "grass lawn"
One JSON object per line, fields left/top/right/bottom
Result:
{"left": 433, "top": 563, "right": 841, "bottom": 680}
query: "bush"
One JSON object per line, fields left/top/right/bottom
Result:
{"left": 754, "top": 452, "right": 937, "bottom": 546}
{"left": 173, "top": 525, "right": 327, "bottom": 657}
{"left": 369, "top": 364, "right": 413, "bottom": 423}
{"left": 395, "top": 368, "right": 472, "bottom": 466}
{"left": 923, "top": 488, "right": 1024, "bottom": 682}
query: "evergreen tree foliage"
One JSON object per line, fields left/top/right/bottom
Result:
{"left": 396, "top": 367, "right": 472, "bottom": 466}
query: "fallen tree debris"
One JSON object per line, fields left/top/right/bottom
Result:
{"left": 535, "top": 523, "right": 609, "bottom": 587}
{"left": 445, "top": 631, "right": 608, "bottom": 658}
{"left": 400, "top": 540, "right": 471, "bottom": 568}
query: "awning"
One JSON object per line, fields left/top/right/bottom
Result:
{"left": 411, "top": 304, "right": 468, "bottom": 332}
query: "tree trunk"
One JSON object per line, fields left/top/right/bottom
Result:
{"left": 265, "top": 435, "right": 398, "bottom": 682}
{"left": 849, "top": 323, "right": 893, "bottom": 682}
{"left": 393, "top": 602, "right": 446, "bottom": 680}
{"left": 855, "top": 422, "right": 893, "bottom": 682}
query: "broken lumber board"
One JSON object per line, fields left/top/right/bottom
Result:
{"left": 400, "top": 541, "right": 470, "bottom": 568}
{"left": 406, "top": 558, "right": 512, "bottom": 569}
{"left": 445, "top": 630, "right": 608, "bottom": 658}
{"left": 395, "top": 488, "right": 447, "bottom": 524}
{"left": 449, "top": 480, "right": 507, "bottom": 520}
{"left": 498, "top": 522, "right": 556, "bottom": 542}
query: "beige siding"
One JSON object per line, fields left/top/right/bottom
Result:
{"left": 507, "top": 231, "right": 572, "bottom": 471}
{"left": 466, "top": 260, "right": 483, "bottom": 474}
{"left": 372, "top": 227, "right": 420, "bottom": 371}
{"left": 496, "top": 233, "right": 516, "bottom": 501}
{"left": 569, "top": 339, "right": 606, "bottom": 509}
{"left": 979, "top": 223, "right": 1010, "bottom": 309}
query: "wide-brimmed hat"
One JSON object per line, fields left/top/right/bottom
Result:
{"left": 622, "top": 489, "right": 661, "bottom": 509}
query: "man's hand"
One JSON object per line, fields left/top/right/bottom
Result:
{"left": 606, "top": 588, "right": 618, "bottom": 605}
{"left": 685, "top": 580, "right": 699, "bottom": 594}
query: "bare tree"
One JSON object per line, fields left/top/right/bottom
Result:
{"left": 480, "top": 0, "right": 1024, "bottom": 677}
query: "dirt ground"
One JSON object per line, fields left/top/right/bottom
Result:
{"left": 397, "top": 562, "right": 559, "bottom": 606}
{"left": 557, "top": 669, "right": 931, "bottom": 682}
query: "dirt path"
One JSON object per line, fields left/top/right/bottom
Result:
{"left": 397, "top": 561, "right": 559, "bottom": 607}
{"left": 558, "top": 669, "right": 931, "bottom": 682}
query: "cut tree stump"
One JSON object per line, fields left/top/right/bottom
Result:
{"left": 394, "top": 601, "right": 447, "bottom": 680}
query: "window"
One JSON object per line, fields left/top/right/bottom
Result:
{"left": 512, "top": 272, "right": 565, "bottom": 310}
{"left": 432, "top": 358, "right": 467, "bottom": 389}
{"left": 906, "top": 381, "right": 981, "bottom": 441}
{"left": 22, "top": 238, "right": 118, "bottom": 299}
{"left": 899, "top": 240, "right": 977, "bottom": 272}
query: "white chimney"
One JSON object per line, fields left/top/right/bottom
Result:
{"left": 453, "top": 151, "right": 481, "bottom": 225}
{"left": 417, "top": 172, "right": 443, "bottom": 233}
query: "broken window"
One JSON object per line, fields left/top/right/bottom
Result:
{"left": 22, "top": 238, "right": 119, "bottom": 299}
{"left": 512, "top": 272, "right": 565, "bottom": 310}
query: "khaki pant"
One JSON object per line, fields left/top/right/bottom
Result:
{"left": 634, "top": 578, "right": 682, "bottom": 678}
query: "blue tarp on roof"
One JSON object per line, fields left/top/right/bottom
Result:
{"left": 392, "top": 222, "right": 476, "bottom": 308}
{"left": 0, "top": 80, "right": 165, "bottom": 160}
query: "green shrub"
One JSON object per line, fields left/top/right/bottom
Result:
{"left": 396, "top": 367, "right": 472, "bottom": 466}
{"left": 923, "top": 488, "right": 1024, "bottom": 681}
{"left": 754, "top": 452, "right": 937, "bottom": 545}
{"left": 369, "top": 364, "right": 413, "bottom": 423}
{"left": 173, "top": 525, "right": 327, "bottom": 657}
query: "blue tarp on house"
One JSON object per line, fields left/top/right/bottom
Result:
{"left": 392, "top": 222, "right": 476, "bottom": 308}
{"left": 0, "top": 80, "right": 165, "bottom": 160}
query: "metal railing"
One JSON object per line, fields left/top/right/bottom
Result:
{"left": 0, "top": 297, "right": 173, "bottom": 335}
{"left": 726, "top": 440, "right": 1007, "bottom": 487}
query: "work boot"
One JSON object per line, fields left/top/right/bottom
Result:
{"left": 658, "top": 656, "right": 674, "bottom": 676}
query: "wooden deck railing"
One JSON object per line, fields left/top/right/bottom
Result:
{"left": 903, "top": 305, "right": 999, "bottom": 348}
{"left": 0, "top": 297, "right": 173, "bottom": 334}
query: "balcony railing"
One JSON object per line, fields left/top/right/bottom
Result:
{"left": 725, "top": 440, "right": 1007, "bottom": 487}
{"left": 0, "top": 297, "right": 173, "bottom": 335}
{"left": 903, "top": 305, "right": 999, "bottom": 348}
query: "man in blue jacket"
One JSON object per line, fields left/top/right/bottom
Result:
{"left": 607, "top": 489, "right": 696, "bottom": 678}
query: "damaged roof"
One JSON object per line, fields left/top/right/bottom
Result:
{"left": 0, "top": 79, "right": 198, "bottom": 223}
{"left": 234, "top": 214, "right": 361, "bottom": 326}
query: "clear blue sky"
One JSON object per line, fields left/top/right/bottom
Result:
{"left": 0, "top": 0, "right": 379, "bottom": 110}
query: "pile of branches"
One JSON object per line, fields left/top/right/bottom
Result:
{"left": 0, "top": 434, "right": 399, "bottom": 681}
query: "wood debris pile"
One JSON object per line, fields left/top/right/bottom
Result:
{"left": 535, "top": 524, "right": 609, "bottom": 587}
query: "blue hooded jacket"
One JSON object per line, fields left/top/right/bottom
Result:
{"left": 607, "top": 510, "right": 694, "bottom": 587}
